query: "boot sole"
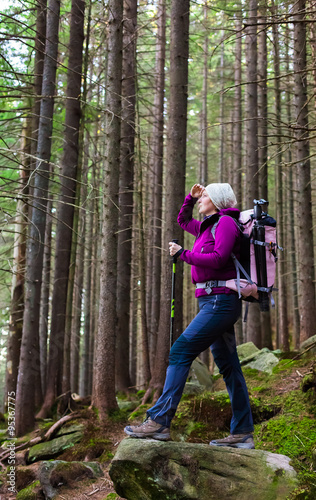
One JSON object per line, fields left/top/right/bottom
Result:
{"left": 209, "top": 442, "right": 255, "bottom": 449}
{"left": 124, "top": 429, "right": 170, "bottom": 441}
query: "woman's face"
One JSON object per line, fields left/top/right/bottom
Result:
{"left": 198, "top": 190, "right": 218, "bottom": 216}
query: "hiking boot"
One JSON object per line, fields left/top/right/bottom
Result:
{"left": 124, "top": 417, "right": 170, "bottom": 441}
{"left": 209, "top": 433, "right": 255, "bottom": 449}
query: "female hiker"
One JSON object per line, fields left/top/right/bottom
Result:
{"left": 124, "top": 183, "right": 255, "bottom": 449}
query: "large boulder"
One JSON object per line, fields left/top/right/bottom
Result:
{"left": 188, "top": 358, "right": 213, "bottom": 391}
{"left": 242, "top": 348, "right": 279, "bottom": 374}
{"left": 300, "top": 334, "right": 316, "bottom": 354}
{"left": 237, "top": 342, "right": 260, "bottom": 362}
{"left": 214, "top": 342, "right": 279, "bottom": 376}
{"left": 110, "top": 438, "right": 297, "bottom": 500}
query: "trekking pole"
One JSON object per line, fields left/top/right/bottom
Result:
{"left": 170, "top": 239, "right": 179, "bottom": 349}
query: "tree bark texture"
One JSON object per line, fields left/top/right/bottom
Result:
{"left": 257, "top": 6, "right": 268, "bottom": 202}
{"left": 285, "top": 24, "right": 300, "bottom": 349}
{"left": 6, "top": 120, "right": 31, "bottom": 399}
{"left": 244, "top": 0, "right": 261, "bottom": 347}
{"left": 199, "top": 0, "right": 208, "bottom": 188}
{"left": 271, "top": 2, "right": 289, "bottom": 351}
{"left": 16, "top": 0, "right": 61, "bottom": 436}
{"left": 293, "top": 0, "right": 316, "bottom": 343}
{"left": 148, "top": 0, "right": 189, "bottom": 396}
{"left": 232, "top": 8, "right": 242, "bottom": 206}
{"left": 116, "top": 0, "right": 137, "bottom": 392}
{"left": 94, "top": 0, "right": 123, "bottom": 417}
{"left": 39, "top": 0, "right": 85, "bottom": 417}
{"left": 149, "top": 0, "right": 166, "bottom": 368}
{"left": 245, "top": 0, "right": 259, "bottom": 205}
{"left": 31, "top": 0, "right": 47, "bottom": 175}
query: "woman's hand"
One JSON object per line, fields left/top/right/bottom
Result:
{"left": 190, "top": 183, "right": 205, "bottom": 199}
{"left": 169, "top": 241, "right": 182, "bottom": 256}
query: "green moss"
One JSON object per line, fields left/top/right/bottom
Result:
{"left": 105, "top": 493, "right": 120, "bottom": 499}
{"left": 136, "top": 389, "right": 146, "bottom": 398}
{"left": 16, "top": 480, "right": 42, "bottom": 499}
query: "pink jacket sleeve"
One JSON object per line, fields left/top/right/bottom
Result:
{"left": 180, "top": 216, "right": 239, "bottom": 269}
{"left": 177, "top": 194, "right": 201, "bottom": 237}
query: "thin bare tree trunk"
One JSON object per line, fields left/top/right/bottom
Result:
{"left": 244, "top": 0, "right": 261, "bottom": 347}
{"left": 150, "top": 0, "right": 166, "bottom": 369}
{"left": 143, "top": 0, "right": 189, "bottom": 403}
{"left": 94, "top": 0, "right": 123, "bottom": 417}
{"left": 38, "top": 0, "right": 85, "bottom": 417}
{"left": 6, "top": 120, "right": 31, "bottom": 398}
{"left": 116, "top": 0, "right": 137, "bottom": 392}
{"left": 39, "top": 198, "right": 52, "bottom": 396}
{"left": 293, "top": 0, "right": 316, "bottom": 343}
{"left": 271, "top": 1, "right": 289, "bottom": 351}
{"left": 232, "top": 4, "right": 242, "bottom": 206}
{"left": 285, "top": 24, "right": 300, "bottom": 349}
{"left": 257, "top": 4, "right": 272, "bottom": 349}
{"left": 200, "top": 14, "right": 210, "bottom": 377}
{"left": 16, "top": 0, "right": 61, "bottom": 436}
{"left": 219, "top": 30, "right": 225, "bottom": 182}
{"left": 31, "top": 0, "right": 47, "bottom": 177}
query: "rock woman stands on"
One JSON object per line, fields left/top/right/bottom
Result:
{"left": 125, "top": 183, "right": 255, "bottom": 449}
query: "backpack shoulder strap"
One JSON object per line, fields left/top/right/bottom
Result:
{"left": 211, "top": 215, "right": 241, "bottom": 240}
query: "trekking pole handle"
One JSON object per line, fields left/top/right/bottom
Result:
{"left": 172, "top": 239, "right": 179, "bottom": 264}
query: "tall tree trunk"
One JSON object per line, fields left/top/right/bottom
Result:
{"left": 6, "top": 119, "right": 31, "bottom": 398}
{"left": 257, "top": 5, "right": 268, "bottom": 201}
{"left": 199, "top": 7, "right": 210, "bottom": 371}
{"left": 38, "top": 0, "right": 85, "bottom": 417}
{"left": 31, "top": 0, "right": 47, "bottom": 178}
{"left": 293, "top": 0, "right": 316, "bottom": 343}
{"left": 245, "top": 0, "right": 259, "bottom": 205}
{"left": 39, "top": 197, "right": 53, "bottom": 396}
{"left": 94, "top": 0, "right": 123, "bottom": 417}
{"left": 70, "top": 0, "right": 92, "bottom": 392}
{"left": 136, "top": 137, "right": 151, "bottom": 384}
{"left": 143, "top": 0, "right": 189, "bottom": 403}
{"left": 285, "top": 23, "right": 300, "bottom": 349}
{"left": 310, "top": 1, "right": 316, "bottom": 113}
{"left": 232, "top": 4, "right": 242, "bottom": 206}
{"left": 244, "top": 0, "right": 261, "bottom": 347}
{"left": 15, "top": 0, "right": 61, "bottom": 436}
{"left": 199, "top": 0, "right": 208, "bottom": 187}
{"left": 219, "top": 31, "right": 225, "bottom": 182}
{"left": 257, "top": 4, "right": 272, "bottom": 349}
{"left": 116, "top": 0, "right": 137, "bottom": 392}
{"left": 82, "top": 194, "right": 94, "bottom": 396}
{"left": 149, "top": 0, "right": 166, "bottom": 368}
{"left": 271, "top": 1, "right": 289, "bottom": 351}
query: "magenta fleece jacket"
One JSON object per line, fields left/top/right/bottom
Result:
{"left": 178, "top": 193, "right": 241, "bottom": 297}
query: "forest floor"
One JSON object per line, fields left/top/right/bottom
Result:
{"left": 1, "top": 352, "right": 315, "bottom": 499}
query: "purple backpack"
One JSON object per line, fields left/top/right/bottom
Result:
{"left": 212, "top": 200, "right": 282, "bottom": 312}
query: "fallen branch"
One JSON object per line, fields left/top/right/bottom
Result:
{"left": 0, "top": 411, "right": 82, "bottom": 464}
{"left": 284, "top": 342, "right": 316, "bottom": 364}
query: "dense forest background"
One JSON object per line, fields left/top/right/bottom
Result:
{"left": 0, "top": 0, "right": 315, "bottom": 436}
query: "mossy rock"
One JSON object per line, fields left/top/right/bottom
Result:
{"left": 55, "top": 422, "right": 85, "bottom": 437}
{"left": 188, "top": 358, "right": 213, "bottom": 390}
{"left": 237, "top": 342, "right": 260, "bottom": 362}
{"left": 26, "top": 431, "right": 83, "bottom": 463}
{"left": 183, "top": 382, "right": 205, "bottom": 395}
{"left": 300, "top": 335, "right": 316, "bottom": 354}
{"left": 110, "top": 438, "right": 297, "bottom": 500}
{"left": 16, "top": 480, "right": 44, "bottom": 500}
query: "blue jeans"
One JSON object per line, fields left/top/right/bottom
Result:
{"left": 147, "top": 294, "right": 254, "bottom": 434}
